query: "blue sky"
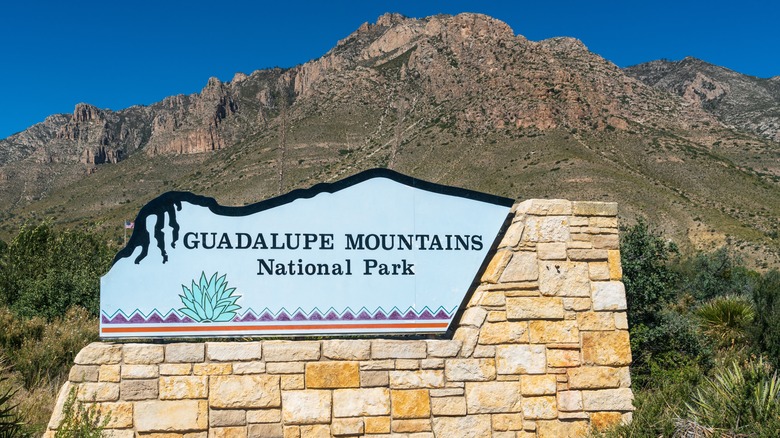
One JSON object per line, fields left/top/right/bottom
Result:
{"left": 1, "top": 0, "right": 777, "bottom": 139}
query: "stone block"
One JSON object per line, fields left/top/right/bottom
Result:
{"left": 123, "top": 344, "right": 164, "bottom": 364}
{"left": 459, "top": 307, "right": 488, "bottom": 327}
{"left": 498, "top": 220, "right": 525, "bottom": 249}
{"left": 522, "top": 216, "right": 570, "bottom": 242}
{"left": 207, "top": 342, "right": 262, "bottom": 361}
{"left": 332, "top": 388, "right": 390, "bottom": 417}
{"left": 444, "top": 359, "right": 496, "bottom": 381}
{"left": 331, "top": 418, "right": 363, "bottom": 436}
{"left": 210, "top": 375, "right": 281, "bottom": 409}
{"left": 94, "top": 402, "right": 133, "bottom": 428}
{"left": 453, "top": 327, "right": 479, "bottom": 357}
{"left": 425, "top": 340, "right": 461, "bottom": 358}
{"left": 562, "top": 297, "right": 592, "bottom": 311}
{"left": 465, "top": 382, "right": 522, "bottom": 413}
{"left": 248, "top": 424, "right": 284, "bottom": 438}
{"left": 520, "top": 374, "right": 557, "bottom": 395}
{"left": 210, "top": 409, "right": 246, "bottom": 427}
{"left": 517, "top": 199, "right": 572, "bottom": 216}
{"left": 121, "top": 364, "right": 159, "bottom": 379}
{"left": 615, "top": 312, "right": 629, "bottom": 330}
{"left": 430, "top": 396, "right": 466, "bottom": 416}
{"left": 592, "top": 281, "right": 627, "bottom": 311}
{"left": 282, "top": 390, "right": 331, "bottom": 424}
{"left": 590, "top": 412, "right": 625, "bottom": 431}
{"left": 432, "top": 415, "right": 491, "bottom": 438}
{"left": 577, "top": 311, "right": 616, "bottom": 331}
{"left": 360, "top": 370, "right": 389, "bottom": 387}
{"left": 266, "top": 362, "right": 304, "bottom": 374}
{"left": 263, "top": 341, "right": 320, "bottom": 362}
{"left": 529, "top": 320, "right": 579, "bottom": 343}
{"left": 372, "top": 340, "right": 426, "bottom": 359}
{"left": 492, "top": 413, "right": 524, "bottom": 431}
{"left": 391, "top": 419, "right": 431, "bottom": 433}
{"left": 421, "top": 358, "right": 445, "bottom": 369}
{"left": 395, "top": 359, "right": 420, "bottom": 370}
{"left": 588, "top": 262, "right": 610, "bottom": 281}
{"left": 582, "top": 388, "right": 634, "bottom": 411}
{"left": 134, "top": 400, "right": 207, "bottom": 432}
{"left": 160, "top": 376, "right": 208, "bottom": 399}
{"left": 233, "top": 361, "right": 266, "bottom": 375}
{"left": 592, "top": 234, "right": 620, "bottom": 250}
{"left": 479, "top": 321, "right": 529, "bottom": 344}
{"left": 74, "top": 343, "right": 122, "bottom": 365}
{"left": 246, "top": 408, "right": 281, "bottom": 423}
{"left": 481, "top": 250, "right": 512, "bottom": 283}
{"left": 159, "top": 363, "right": 192, "bottom": 376}
{"left": 193, "top": 363, "right": 232, "bottom": 375}
{"left": 582, "top": 331, "right": 632, "bottom": 366}
{"left": 537, "top": 242, "right": 567, "bottom": 260}
{"left": 210, "top": 427, "right": 247, "bottom": 438}
{"left": 69, "top": 365, "right": 99, "bottom": 382}
{"left": 507, "top": 296, "right": 564, "bottom": 320}
{"left": 99, "top": 364, "right": 121, "bottom": 382}
{"left": 608, "top": 250, "right": 623, "bottom": 280}
{"left": 389, "top": 370, "right": 445, "bottom": 389}
{"left": 567, "top": 249, "right": 609, "bottom": 261}
{"left": 536, "top": 420, "right": 589, "bottom": 437}
{"left": 569, "top": 366, "right": 629, "bottom": 389}
{"left": 165, "top": 343, "right": 205, "bottom": 363}
{"left": 499, "top": 252, "right": 539, "bottom": 282}
{"left": 305, "top": 361, "right": 359, "bottom": 388}
{"left": 281, "top": 375, "right": 305, "bottom": 390}
{"left": 496, "top": 344, "right": 546, "bottom": 375}
{"left": 364, "top": 417, "right": 391, "bottom": 434}
{"left": 120, "top": 379, "right": 157, "bottom": 401}
{"left": 558, "top": 390, "right": 583, "bottom": 411}
{"left": 486, "top": 310, "right": 507, "bottom": 322}
{"left": 547, "top": 349, "right": 581, "bottom": 368}
{"left": 538, "top": 261, "right": 590, "bottom": 297}
{"left": 77, "top": 382, "right": 119, "bottom": 402}
{"left": 572, "top": 201, "right": 617, "bottom": 216}
{"left": 322, "top": 340, "right": 371, "bottom": 360}
{"left": 522, "top": 396, "right": 557, "bottom": 419}
{"left": 391, "top": 389, "right": 431, "bottom": 419}
{"left": 430, "top": 388, "right": 465, "bottom": 397}
{"left": 359, "top": 359, "right": 394, "bottom": 371}
{"left": 590, "top": 216, "right": 618, "bottom": 228}
{"left": 299, "top": 425, "right": 329, "bottom": 437}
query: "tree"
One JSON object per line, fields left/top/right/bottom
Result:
{"left": 0, "top": 222, "right": 112, "bottom": 319}
{"left": 752, "top": 270, "right": 780, "bottom": 368}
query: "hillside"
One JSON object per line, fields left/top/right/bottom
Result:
{"left": 0, "top": 13, "right": 779, "bottom": 268}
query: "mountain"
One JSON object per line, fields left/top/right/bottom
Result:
{"left": 624, "top": 57, "right": 780, "bottom": 143}
{"left": 1, "top": 13, "right": 779, "bottom": 268}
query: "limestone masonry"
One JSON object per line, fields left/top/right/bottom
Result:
{"left": 46, "top": 199, "right": 633, "bottom": 437}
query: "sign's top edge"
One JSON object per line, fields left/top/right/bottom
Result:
{"left": 113, "top": 168, "right": 514, "bottom": 266}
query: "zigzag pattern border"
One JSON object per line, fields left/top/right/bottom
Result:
{"left": 101, "top": 305, "right": 456, "bottom": 324}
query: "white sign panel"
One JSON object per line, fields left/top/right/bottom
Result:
{"left": 100, "top": 169, "right": 513, "bottom": 338}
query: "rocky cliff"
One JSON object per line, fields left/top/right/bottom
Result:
{"left": 625, "top": 57, "right": 780, "bottom": 143}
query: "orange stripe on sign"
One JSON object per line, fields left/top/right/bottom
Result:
{"left": 101, "top": 322, "right": 449, "bottom": 334}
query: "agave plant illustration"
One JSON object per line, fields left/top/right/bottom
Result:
{"left": 179, "top": 272, "right": 241, "bottom": 322}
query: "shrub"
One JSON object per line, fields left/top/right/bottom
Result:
{"left": 685, "top": 358, "right": 780, "bottom": 437}
{"left": 0, "top": 372, "right": 25, "bottom": 438}
{"left": 752, "top": 270, "right": 780, "bottom": 369}
{"left": 696, "top": 295, "right": 754, "bottom": 350}
{"left": 0, "top": 307, "right": 97, "bottom": 388}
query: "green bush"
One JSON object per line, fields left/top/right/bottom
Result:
{"left": 752, "top": 270, "right": 780, "bottom": 369}
{"left": 0, "top": 372, "right": 25, "bottom": 438}
{"left": 0, "top": 222, "right": 112, "bottom": 320}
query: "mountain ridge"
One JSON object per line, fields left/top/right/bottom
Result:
{"left": 1, "top": 12, "right": 779, "bottom": 269}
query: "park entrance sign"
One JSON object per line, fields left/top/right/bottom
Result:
{"left": 100, "top": 169, "right": 514, "bottom": 338}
